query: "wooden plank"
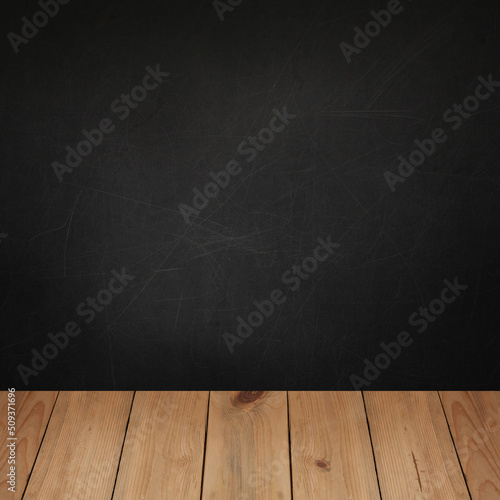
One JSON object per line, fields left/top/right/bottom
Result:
{"left": 288, "top": 391, "right": 381, "bottom": 500}
{"left": 364, "top": 391, "right": 470, "bottom": 500}
{"left": 202, "top": 391, "right": 291, "bottom": 500}
{"left": 113, "top": 391, "right": 209, "bottom": 500}
{"left": 23, "top": 391, "right": 133, "bottom": 500}
{"left": 440, "top": 391, "right": 500, "bottom": 499}
{"left": 0, "top": 391, "right": 58, "bottom": 499}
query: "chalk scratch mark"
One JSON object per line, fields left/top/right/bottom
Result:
{"left": 63, "top": 191, "right": 82, "bottom": 277}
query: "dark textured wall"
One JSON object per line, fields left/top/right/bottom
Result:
{"left": 1, "top": 0, "right": 499, "bottom": 389}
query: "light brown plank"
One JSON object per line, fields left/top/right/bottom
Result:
{"left": 113, "top": 391, "right": 209, "bottom": 500}
{"left": 202, "top": 391, "right": 291, "bottom": 500}
{"left": 364, "top": 391, "right": 470, "bottom": 500}
{"left": 0, "top": 391, "right": 58, "bottom": 499}
{"left": 288, "top": 391, "right": 381, "bottom": 500}
{"left": 23, "top": 391, "right": 133, "bottom": 500}
{"left": 440, "top": 391, "right": 500, "bottom": 499}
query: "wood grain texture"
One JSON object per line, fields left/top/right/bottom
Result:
{"left": 113, "top": 391, "right": 209, "bottom": 500}
{"left": 288, "top": 391, "right": 381, "bottom": 500}
{"left": 23, "top": 391, "right": 133, "bottom": 500}
{"left": 364, "top": 391, "right": 470, "bottom": 500}
{"left": 440, "top": 391, "right": 500, "bottom": 500}
{"left": 202, "top": 391, "right": 291, "bottom": 500}
{"left": 0, "top": 391, "right": 58, "bottom": 499}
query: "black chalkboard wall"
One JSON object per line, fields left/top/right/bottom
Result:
{"left": 1, "top": 0, "right": 499, "bottom": 390}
